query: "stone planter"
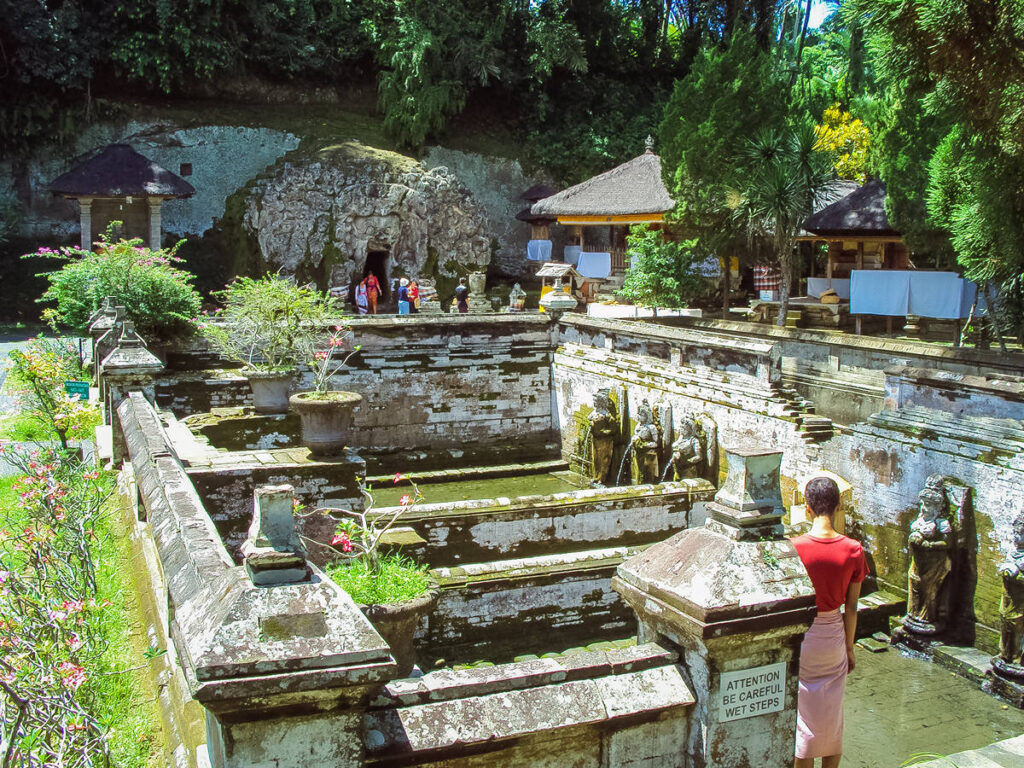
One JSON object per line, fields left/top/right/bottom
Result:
{"left": 246, "top": 370, "right": 293, "bottom": 414}
{"left": 289, "top": 391, "right": 362, "bottom": 456}
{"left": 360, "top": 586, "right": 439, "bottom": 678}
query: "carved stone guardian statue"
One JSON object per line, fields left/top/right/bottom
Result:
{"left": 630, "top": 399, "right": 661, "bottom": 485}
{"left": 903, "top": 474, "right": 955, "bottom": 636}
{"left": 587, "top": 389, "right": 618, "bottom": 486}
{"left": 668, "top": 415, "right": 717, "bottom": 482}
{"left": 508, "top": 282, "right": 527, "bottom": 312}
{"left": 994, "top": 515, "right": 1024, "bottom": 680}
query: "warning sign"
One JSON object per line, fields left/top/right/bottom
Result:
{"left": 718, "top": 662, "right": 786, "bottom": 722}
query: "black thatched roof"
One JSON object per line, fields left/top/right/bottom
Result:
{"left": 520, "top": 183, "right": 557, "bottom": 202}
{"left": 515, "top": 207, "right": 556, "bottom": 224}
{"left": 530, "top": 152, "right": 674, "bottom": 218}
{"left": 49, "top": 144, "right": 195, "bottom": 198}
{"left": 801, "top": 179, "right": 899, "bottom": 237}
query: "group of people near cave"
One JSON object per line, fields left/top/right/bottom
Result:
{"left": 353, "top": 272, "right": 470, "bottom": 315}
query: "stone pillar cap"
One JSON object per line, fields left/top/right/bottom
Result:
{"left": 100, "top": 321, "right": 164, "bottom": 374}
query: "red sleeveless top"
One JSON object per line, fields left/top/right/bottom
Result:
{"left": 792, "top": 534, "right": 868, "bottom": 612}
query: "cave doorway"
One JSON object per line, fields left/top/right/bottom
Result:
{"left": 364, "top": 250, "right": 389, "bottom": 301}
{"left": 350, "top": 249, "right": 390, "bottom": 310}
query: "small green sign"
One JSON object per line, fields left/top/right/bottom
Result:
{"left": 64, "top": 381, "right": 90, "bottom": 400}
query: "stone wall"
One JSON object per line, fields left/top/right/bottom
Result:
{"left": 821, "top": 368, "right": 1024, "bottom": 651}
{"left": 555, "top": 315, "right": 1024, "bottom": 652}
{"left": 114, "top": 385, "right": 697, "bottom": 768}
{"left": 157, "top": 315, "right": 559, "bottom": 464}
{"left": 366, "top": 645, "right": 694, "bottom": 767}
{"left": 656, "top": 316, "right": 1024, "bottom": 426}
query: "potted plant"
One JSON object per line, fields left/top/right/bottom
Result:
{"left": 289, "top": 322, "right": 362, "bottom": 455}
{"left": 199, "top": 275, "right": 335, "bottom": 414}
{"left": 305, "top": 480, "right": 437, "bottom": 677}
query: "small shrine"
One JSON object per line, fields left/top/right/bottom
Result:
{"left": 49, "top": 143, "right": 195, "bottom": 250}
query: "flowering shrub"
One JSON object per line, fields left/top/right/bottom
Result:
{"left": 7, "top": 337, "right": 101, "bottom": 450}
{"left": 28, "top": 224, "right": 201, "bottom": 339}
{"left": 0, "top": 445, "right": 114, "bottom": 766}
{"left": 302, "top": 322, "right": 360, "bottom": 395}
{"left": 304, "top": 475, "right": 431, "bottom": 605}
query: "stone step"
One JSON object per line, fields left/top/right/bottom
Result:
{"left": 856, "top": 589, "right": 907, "bottom": 637}
{"left": 908, "top": 735, "right": 1024, "bottom": 768}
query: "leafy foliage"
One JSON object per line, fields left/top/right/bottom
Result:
{"left": 617, "top": 225, "right": 707, "bottom": 310}
{"left": 199, "top": 274, "right": 342, "bottom": 373}
{"left": 7, "top": 337, "right": 100, "bottom": 450}
{"left": 0, "top": 447, "right": 116, "bottom": 766}
{"left": 30, "top": 227, "right": 202, "bottom": 339}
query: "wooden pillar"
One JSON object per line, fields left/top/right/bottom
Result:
{"left": 147, "top": 198, "right": 162, "bottom": 251}
{"left": 79, "top": 197, "right": 93, "bottom": 249}
{"left": 570, "top": 225, "right": 583, "bottom": 247}
{"left": 826, "top": 241, "right": 836, "bottom": 287}
{"left": 856, "top": 241, "right": 864, "bottom": 271}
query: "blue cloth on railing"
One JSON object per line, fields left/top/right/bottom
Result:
{"left": 564, "top": 245, "right": 582, "bottom": 265}
{"left": 577, "top": 251, "right": 612, "bottom": 279}
{"left": 850, "top": 270, "right": 977, "bottom": 319}
{"left": 527, "top": 239, "right": 552, "bottom": 261}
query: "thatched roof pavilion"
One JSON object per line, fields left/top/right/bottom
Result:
{"left": 530, "top": 149, "right": 673, "bottom": 225}
{"left": 49, "top": 144, "right": 194, "bottom": 250}
{"left": 798, "top": 178, "right": 908, "bottom": 291}
{"left": 529, "top": 140, "right": 674, "bottom": 274}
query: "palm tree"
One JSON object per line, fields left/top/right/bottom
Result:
{"left": 735, "top": 123, "right": 837, "bottom": 325}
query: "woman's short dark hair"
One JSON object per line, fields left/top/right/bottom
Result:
{"left": 805, "top": 476, "right": 840, "bottom": 517}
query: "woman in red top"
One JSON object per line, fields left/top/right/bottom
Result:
{"left": 791, "top": 476, "right": 867, "bottom": 768}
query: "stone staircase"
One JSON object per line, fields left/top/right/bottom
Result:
{"left": 771, "top": 382, "right": 835, "bottom": 443}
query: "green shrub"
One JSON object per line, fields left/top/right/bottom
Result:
{"left": 199, "top": 274, "right": 341, "bottom": 372}
{"left": 29, "top": 225, "right": 202, "bottom": 339}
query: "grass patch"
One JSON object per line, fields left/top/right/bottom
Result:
{"left": 0, "top": 413, "right": 58, "bottom": 441}
{"left": 91, "top": 495, "right": 166, "bottom": 767}
{"left": 327, "top": 553, "right": 432, "bottom": 605}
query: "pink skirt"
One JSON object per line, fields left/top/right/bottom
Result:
{"left": 795, "top": 609, "right": 848, "bottom": 759}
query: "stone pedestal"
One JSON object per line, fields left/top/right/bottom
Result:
{"left": 101, "top": 321, "right": 164, "bottom": 464}
{"left": 241, "top": 484, "right": 310, "bottom": 586}
{"left": 613, "top": 447, "right": 816, "bottom": 768}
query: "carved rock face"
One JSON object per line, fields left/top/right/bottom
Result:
{"left": 243, "top": 141, "right": 492, "bottom": 289}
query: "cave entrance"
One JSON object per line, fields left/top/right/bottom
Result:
{"left": 350, "top": 250, "right": 390, "bottom": 309}
{"left": 363, "top": 250, "right": 389, "bottom": 301}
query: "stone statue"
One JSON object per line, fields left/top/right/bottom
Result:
{"left": 994, "top": 515, "right": 1024, "bottom": 679}
{"left": 669, "top": 417, "right": 704, "bottom": 480}
{"left": 904, "top": 474, "right": 955, "bottom": 635}
{"left": 587, "top": 389, "right": 618, "bottom": 485}
{"left": 630, "top": 399, "right": 661, "bottom": 485}
{"left": 509, "top": 282, "right": 527, "bottom": 312}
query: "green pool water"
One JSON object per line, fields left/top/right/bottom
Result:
{"left": 368, "top": 471, "right": 582, "bottom": 508}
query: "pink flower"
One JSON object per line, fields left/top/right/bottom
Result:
{"left": 393, "top": 473, "right": 403, "bottom": 484}
{"left": 334, "top": 324, "right": 345, "bottom": 332}
{"left": 57, "top": 661, "right": 86, "bottom": 689}
{"left": 331, "top": 532, "right": 354, "bottom": 553}
{"left": 399, "top": 494, "right": 412, "bottom": 506}
{"left": 67, "top": 633, "right": 83, "bottom": 651}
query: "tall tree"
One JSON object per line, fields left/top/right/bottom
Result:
{"left": 659, "top": 30, "right": 787, "bottom": 315}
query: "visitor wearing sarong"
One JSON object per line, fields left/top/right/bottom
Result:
{"left": 355, "top": 278, "right": 369, "bottom": 315}
{"left": 365, "top": 271, "right": 381, "bottom": 315}
{"left": 791, "top": 476, "right": 867, "bottom": 768}
{"left": 397, "top": 277, "right": 411, "bottom": 315}
{"left": 408, "top": 279, "right": 420, "bottom": 313}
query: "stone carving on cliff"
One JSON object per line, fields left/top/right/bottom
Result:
{"left": 243, "top": 141, "right": 492, "bottom": 294}
{"left": 902, "top": 474, "right": 956, "bottom": 636}
{"left": 994, "top": 515, "right": 1024, "bottom": 680}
